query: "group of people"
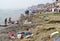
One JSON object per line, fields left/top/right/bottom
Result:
{"left": 8, "top": 10, "right": 33, "bottom": 41}
{"left": 9, "top": 28, "right": 33, "bottom": 41}
{"left": 4, "top": 17, "right": 14, "bottom": 26}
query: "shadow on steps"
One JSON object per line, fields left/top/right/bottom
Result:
{"left": 48, "top": 20, "right": 60, "bottom": 24}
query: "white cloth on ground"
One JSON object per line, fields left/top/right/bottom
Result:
{"left": 17, "top": 34, "right": 22, "bottom": 39}
{"left": 50, "top": 31, "right": 59, "bottom": 38}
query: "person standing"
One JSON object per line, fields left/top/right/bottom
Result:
{"left": 25, "top": 10, "right": 29, "bottom": 15}
{"left": 9, "top": 17, "right": 12, "bottom": 23}
{"left": 5, "top": 18, "right": 7, "bottom": 26}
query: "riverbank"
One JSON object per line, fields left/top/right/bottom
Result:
{"left": 0, "top": 12, "right": 60, "bottom": 41}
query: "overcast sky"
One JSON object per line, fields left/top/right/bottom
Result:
{"left": 0, "top": 0, "right": 55, "bottom": 9}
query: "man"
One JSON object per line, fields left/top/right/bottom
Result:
{"left": 5, "top": 18, "right": 7, "bottom": 26}
{"left": 25, "top": 10, "right": 29, "bottom": 15}
{"left": 8, "top": 17, "right": 12, "bottom": 23}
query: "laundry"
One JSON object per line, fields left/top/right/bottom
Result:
{"left": 50, "top": 31, "right": 59, "bottom": 38}
{"left": 17, "top": 33, "right": 22, "bottom": 39}
{"left": 9, "top": 31, "right": 15, "bottom": 39}
{"left": 24, "top": 20, "right": 32, "bottom": 24}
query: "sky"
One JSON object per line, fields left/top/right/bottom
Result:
{"left": 0, "top": 0, "right": 55, "bottom": 9}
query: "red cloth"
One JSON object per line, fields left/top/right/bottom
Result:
{"left": 10, "top": 32, "right": 15, "bottom": 36}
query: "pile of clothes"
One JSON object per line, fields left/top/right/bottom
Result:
{"left": 9, "top": 29, "right": 33, "bottom": 41}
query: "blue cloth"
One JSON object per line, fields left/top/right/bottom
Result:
{"left": 24, "top": 32, "right": 32, "bottom": 37}
{"left": 54, "top": 37, "right": 60, "bottom": 41}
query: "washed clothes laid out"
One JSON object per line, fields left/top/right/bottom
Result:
{"left": 17, "top": 33, "right": 22, "bottom": 39}
{"left": 9, "top": 32, "right": 15, "bottom": 39}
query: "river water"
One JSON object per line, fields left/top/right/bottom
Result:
{"left": 0, "top": 9, "right": 25, "bottom": 25}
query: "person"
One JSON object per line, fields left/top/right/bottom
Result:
{"left": 8, "top": 17, "right": 12, "bottom": 23}
{"left": 20, "top": 32, "right": 24, "bottom": 39}
{"left": 8, "top": 17, "right": 15, "bottom": 24}
{"left": 24, "top": 31, "right": 33, "bottom": 39}
{"left": 5, "top": 18, "right": 7, "bottom": 26}
{"left": 24, "top": 28, "right": 33, "bottom": 38}
{"left": 9, "top": 31, "right": 15, "bottom": 39}
{"left": 16, "top": 20, "right": 19, "bottom": 24}
{"left": 25, "top": 10, "right": 29, "bottom": 15}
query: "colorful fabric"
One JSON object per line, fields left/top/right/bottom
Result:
{"left": 10, "top": 32, "right": 15, "bottom": 37}
{"left": 9, "top": 32, "right": 15, "bottom": 39}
